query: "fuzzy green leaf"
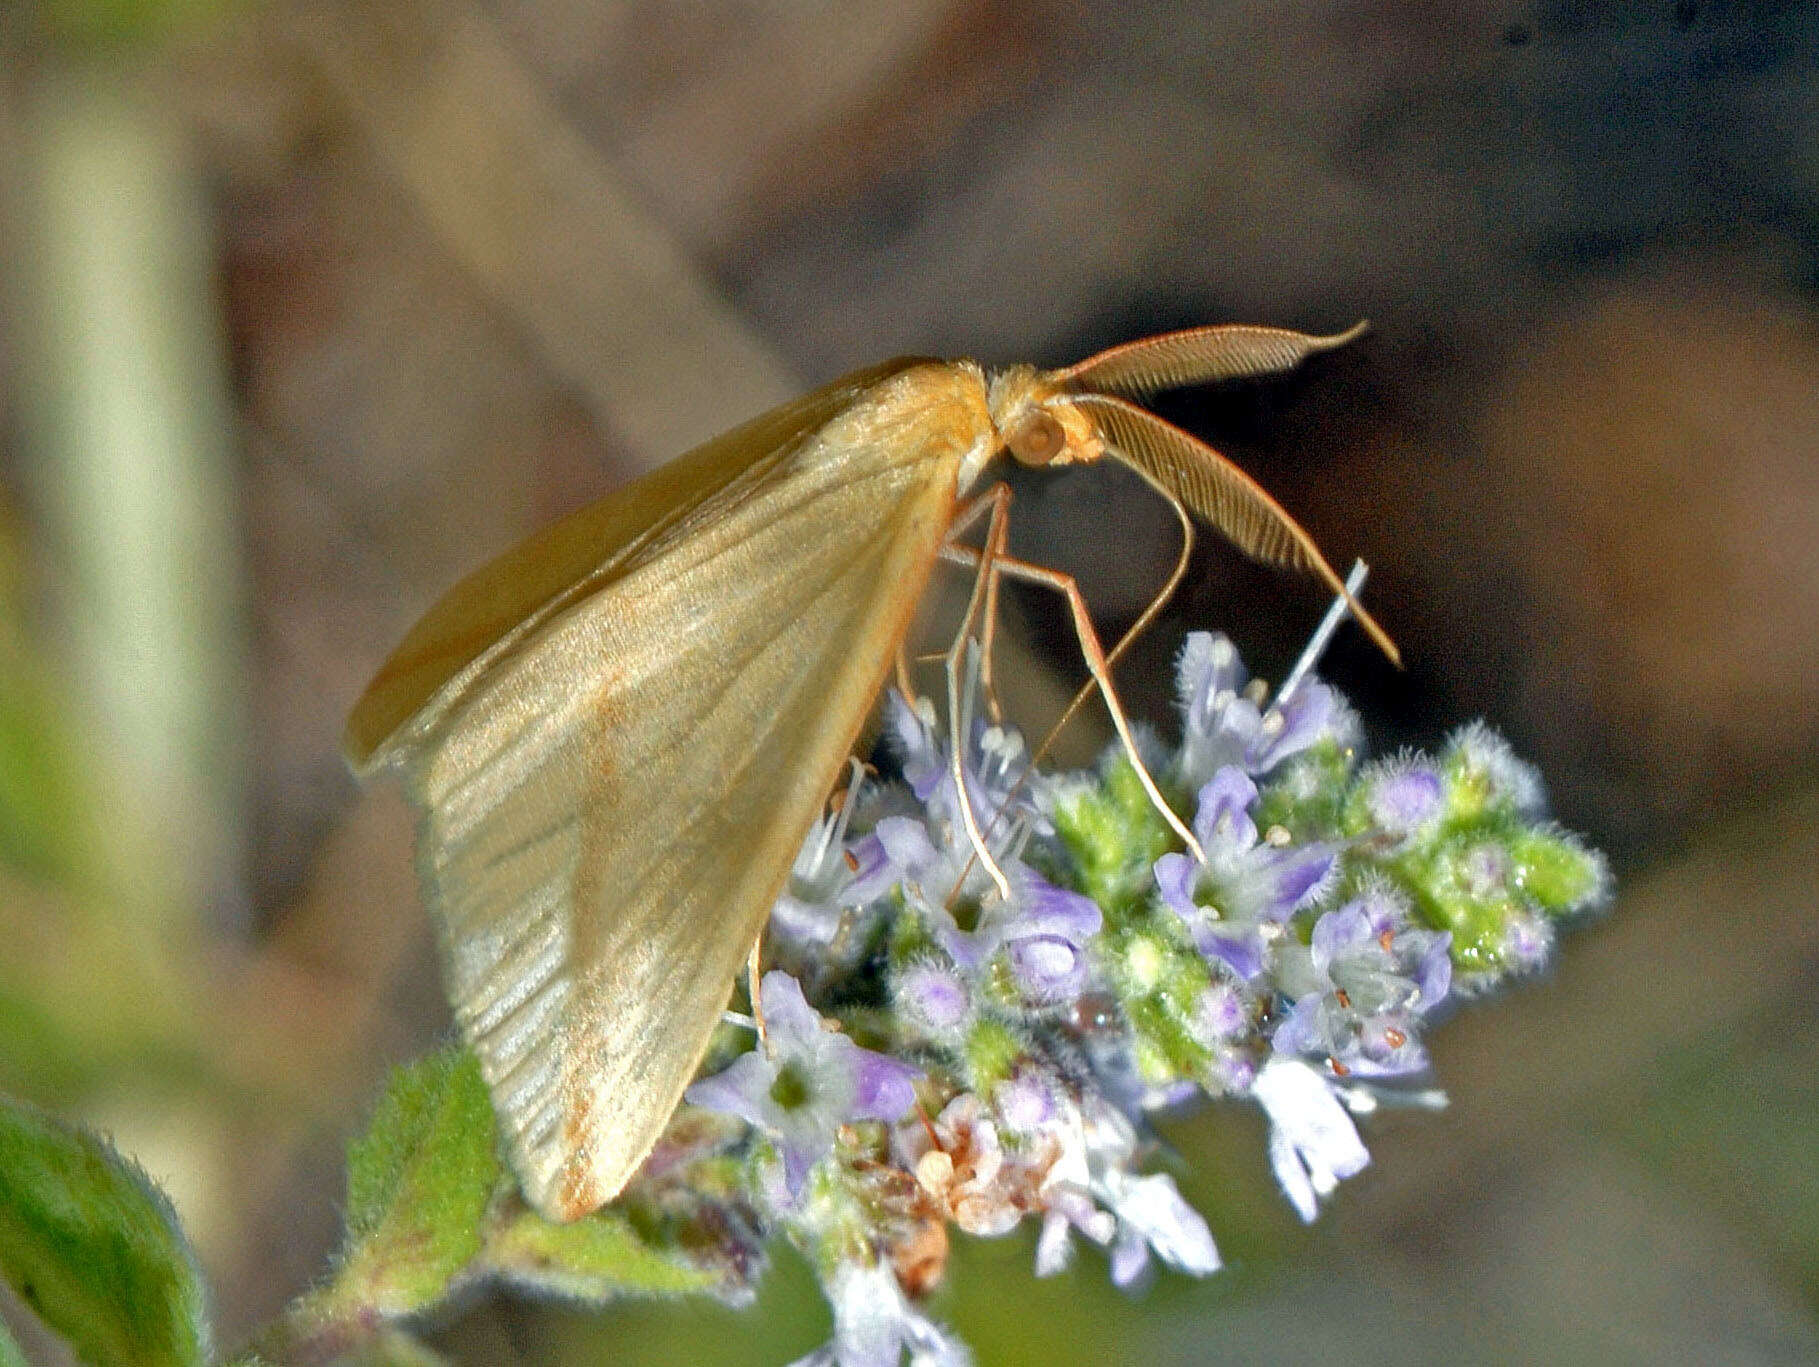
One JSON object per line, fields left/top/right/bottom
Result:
{"left": 335, "top": 1330, "right": 451, "bottom": 1367}
{"left": 1053, "top": 759, "right": 1176, "bottom": 915}
{"left": 481, "top": 1205, "right": 720, "bottom": 1301}
{"left": 963, "top": 1018, "right": 1022, "bottom": 1092}
{"left": 0, "top": 1092, "right": 209, "bottom": 1367}
{"left": 315, "top": 1048, "right": 499, "bottom": 1322}
{"left": 1509, "top": 828, "right": 1609, "bottom": 915}
{"left": 0, "top": 1316, "right": 26, "bottom": 1367}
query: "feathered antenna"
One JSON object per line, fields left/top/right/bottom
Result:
{"left": 1045, "top": 321, "right": 1397, "bottom": 667}
{"left": 1056, "top": 321, "right": 1370, "bottom": 398}
{"left": 1065, "top": 393, "right": 1398, "bottom": 666}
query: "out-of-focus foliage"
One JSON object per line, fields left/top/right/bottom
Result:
{"left": 1604, "top": 996, "right": 1819, "bottom": 1295}
{"left": 0, "top": 512, "right": 190, "bottom": 1106}
{"left": 0, "top": 522, "right": 94, "bottom": 888}
{"left": 0, "top": 1092, "right": 209, "bottom": 1367}
{"left": 34, "top": 0, "right": 233, "bottom": 51}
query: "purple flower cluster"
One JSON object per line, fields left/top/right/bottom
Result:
{"left": 1154, "top": 766, "right": 1336, "bottom": 980}
{"left": 1173, "top": 631, "right": 1356, "bottom": 791}
{"left": 1271, "top": 887, "right": 1452, "bottom": 1078}
{"left": 674, "top": 622, "right": 1607, "bottom": 1366}
{"left": 686, "top": 972, "right": 921, "bottom": 1198}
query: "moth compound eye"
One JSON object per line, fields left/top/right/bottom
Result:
{"left": 1006, "top": 409, "right": 1066, "bottom": 466}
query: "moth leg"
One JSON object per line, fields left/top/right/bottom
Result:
{"left": 895, "top": 642, "right": 919, "bottom": 707}
{"left": 898, "top": 486, "right": 1005, "bottom": 709}
{"left": 937, "top": 486, "right": 1016, "bottom": 903}
{"left": 943, "top": 642, "right": 1014, "bottom": 902}
{"left": 949, "top": 491, "right": 1195, "bottom": 866}
{"left": 943, "top": 481, "right": 1008, "bottom": 541}
{"left": 940, "top": 543, "right": 1206, "bottom": 865}
{"left": 747, "top": 937, "right": 770, "bottom": 1053}
{"left": 976, "top": 498, "right": 1009, "bottom": 725}
{"left": 939, "top": 483, "right": 1014, "bottom": 723}
{"left": 1030, "top": 488, "right": 1194, "bottom": 770}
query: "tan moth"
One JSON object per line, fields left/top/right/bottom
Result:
{"left": 345, "top": 323, "right": 1395, "bottom": 1221}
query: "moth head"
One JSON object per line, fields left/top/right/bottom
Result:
{"left": 983, "top": 324, "right": 1401, "bottom": 668}
{"left": 986, "top": 364, "right": 1104, "bottom": 469}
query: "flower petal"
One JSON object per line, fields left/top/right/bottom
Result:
{"left": 1417, "top": 931, "right": 1454, "bottom": 1010}
{"left": 1034, "top": 1211, "right": 1074, "bottom": 1278}
{"left": 897, "top": 961, "right": 971, "bottom": 1034}
{"left": 1193, "top": 767, "right": 1260, "bottom": 854}
{"left": 1112, "top": 1172, "right": 1221, "bottom": 1278}
{"left": 798, "top": 1262, "right": 972, "bottom": 1367}
{"left": 1153, "top": 851, "right": 1201, "bottom": 919}
{"left": 684, "top": 1050, "right": 776, "bottom": 1129}
{"left": 1248, "top": 680, "right": 1336, "bottom": 771}
{"left": 1108, "top": 1226, "right": 1151, "bottom": 1289}
{"left": 1261, "top": 842, "right": 1337, "bottom": 916}
{"left": 1016, "top": 870, "right": 1103, "bottom": 941}
{"left": 760, "top": 971, "right": 829, "bottom": 1053}
{"left": 1007, "top": 934, "right": 1085, "bottom": 1003}
{"left": 1252, "top": 1058, "right": 1370, "bottom": 1223}
{"left": 1310, "top": 901, "right": 1373, "bottom": 973}
{"left": 1195, "top": 926, "right": 1267, "bottom": 981}
{"left": 849, "top": 1050, "right": 922, "bottom": 1122}
{"left": 1369, "top": 763, "right": 1443, "bottom": 834}
{"left": 1269, "top": 994, "right": 1329, "bottom": 1058}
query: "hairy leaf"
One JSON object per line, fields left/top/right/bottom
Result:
{"left": 0, "top": 1093, "right": 209, "bottom": 1367}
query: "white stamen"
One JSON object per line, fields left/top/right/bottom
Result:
{"left": 1273, "top": 560, "right": 1371, "bottom": 711}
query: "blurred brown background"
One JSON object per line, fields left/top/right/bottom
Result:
{"left": 1, "top": 0, "right": 1816, "bottom": 1362}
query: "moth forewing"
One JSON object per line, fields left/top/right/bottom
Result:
{"left": 368, "top": 362, "right": 992, "bottom": 1220}
{"left": 344, "top": 356, "right": 936, "bottom": 774}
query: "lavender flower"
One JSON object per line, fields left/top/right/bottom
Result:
{"left": 1154, "top": 766, "right": 1336, "bottom": 979}
{"left": 872, "top": 831, "right": 1103, "bottom": 1015}
{"left": 943, "top": 868, "right": 1102, "bottom": 1008}
{"left": 686, "top": 971, "right": 920, "bottom": 1197}
{"left": 1100, "top": 1170, "right": 1221, "bottom": 1289}
{"left": 848, "top": 812, "right": 1004, "bottom": 927}
{"left": 884, "top": 688, "right": 1050, "bottom": 844}
{"left": 992, "top": 1067, "right": 1058, "bottom": 1136}
{"left": 1022, "top": 1086, "right": 1217, "bottom": 1286}
{"left": 1183, "top": 976, "right": 1261, "bottom": 1094}
{"left": 791, "top": 1260, "right": 972, "bottom": 1367}
{"left": 1271, "top": 889, "right": 1452, "bottom": 1077}
{"left": 639, "top": 599, "right": 1604, "bottom": 1362}
{"left": 1028, "top": 1096, "right": 1118, "bottom": 1278}
{"left": 1174, "top": 632, "right": 1355, "bottom": 791}
{"left": 893, "top": 959, "right": 972, "bottom": 1042}
{"left": 772, "top": 767, "right": 877, "bottom": 954}
{"left": 1250, "top": 1056, "right": 1372, "bottom": 1222}
{"left": 1350, "top": 755, "right": 1445, "bottom": 843}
